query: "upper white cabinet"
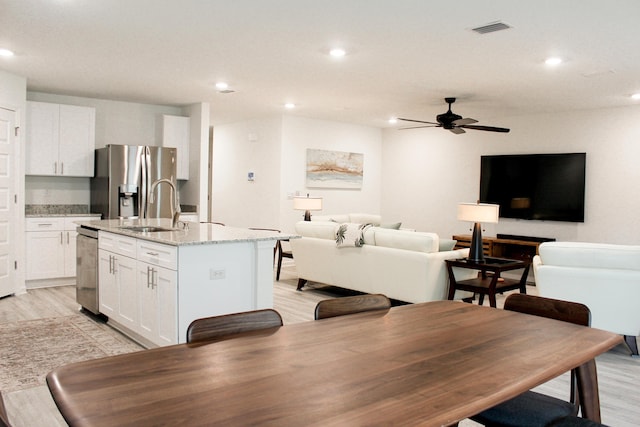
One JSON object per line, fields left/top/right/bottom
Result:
{"left": 26, "top": 101, "right": 96, "bottom": 177}
{"left": 161, "top": 115, "right": 190, "bottom": 180}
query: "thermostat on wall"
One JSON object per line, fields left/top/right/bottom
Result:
{"left": 248, "top": 171, "right": 255, "bottom": 181}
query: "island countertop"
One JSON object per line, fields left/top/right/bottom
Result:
{"left": 76, "top": 218, "right": 298, "bottom": 246}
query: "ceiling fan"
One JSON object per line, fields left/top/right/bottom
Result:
{"left": 398, "top": 97, "right": 510, "bottom": 134}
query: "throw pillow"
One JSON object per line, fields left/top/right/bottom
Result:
{"left": 439, "top": 239, "right": 457, "bottom": 252}
{"left": 335, "top": 223, "right": 373, "bottom": 248}
{"left": 380, "top": 222, "right": 402, "bottom": 230}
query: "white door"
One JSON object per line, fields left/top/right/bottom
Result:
{"left": 0, "top": 108, "right": 16, "bottom": 297}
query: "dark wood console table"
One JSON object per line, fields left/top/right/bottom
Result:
{"left": 452, "top": 234, "right": 550, "bottom": 264}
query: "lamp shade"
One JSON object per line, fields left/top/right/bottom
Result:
{"left": 457, "top": 203, "right": 500, "bottom": 223}
{"left": 293, "top": 196, "right": 323, "bottom": 211}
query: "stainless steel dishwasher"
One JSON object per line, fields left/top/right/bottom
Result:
{"left": 76, "top": 226, "right": 99, "bottom": 314}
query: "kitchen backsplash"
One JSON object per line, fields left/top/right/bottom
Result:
{"left": 25, "top": 204, "right": 91, "bottom": 215}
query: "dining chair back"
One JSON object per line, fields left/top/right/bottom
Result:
{"left": 276, "top": 239, "right": 292, "bottom": 281}
{"left": 314, "top": 294, "right": 391, "bottom": 320}
{"left": 470, "top": 293, "right": 591, "bottom": 427}
{"left": 186, "top": 309, "right": 283, "bottom": 344}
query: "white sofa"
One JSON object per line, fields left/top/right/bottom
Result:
{"left": 290, "top": 217, "right": 475, "bottom": 304}
{"left": 533, "top": 241, "right": 640, "bottom": 356}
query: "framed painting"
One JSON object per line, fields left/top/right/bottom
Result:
{"left": 306, "top": 148, "right": 363, "bottom": 189}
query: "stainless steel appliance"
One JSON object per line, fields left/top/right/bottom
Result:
{"left": 76, "top": 226, "right": 99, "bottom": 314}
{"left": 90, "top": 145, "right": 177, "bottom": 219}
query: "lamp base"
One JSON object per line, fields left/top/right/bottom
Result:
{"left": 303, "top": 210, "right": 311, "bottom": 221}
{"left": 468, "top": 222, "right": 485, "bottom": 263}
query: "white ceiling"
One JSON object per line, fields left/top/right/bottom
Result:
{"left": 2, "top": 0, "right": 640, "bottom": 129}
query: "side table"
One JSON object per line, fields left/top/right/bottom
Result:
{"left": 445, "top": 257, "right": 530, "bottom": 308}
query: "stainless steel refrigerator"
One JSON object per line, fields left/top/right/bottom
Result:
{"left": 90, "top": 145, "right": 177, "bottom": 219}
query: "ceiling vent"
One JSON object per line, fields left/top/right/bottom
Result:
{"left": 471, "top": 21, "right": 512, "bottom": 34}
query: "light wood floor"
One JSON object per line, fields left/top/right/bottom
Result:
{"left": 1, "top": 261, "right": 638, "bottom": 426}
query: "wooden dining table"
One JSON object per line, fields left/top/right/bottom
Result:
{"left": 46, "top": 300, "right": 621, "bottom": 427}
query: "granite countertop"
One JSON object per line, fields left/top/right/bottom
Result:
{"left": 77, "top": 218, "right": 298, "bottom": 247}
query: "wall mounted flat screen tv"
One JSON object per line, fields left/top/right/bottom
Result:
{"left": 479, "top": 153, "right": 586, "bottom": 222}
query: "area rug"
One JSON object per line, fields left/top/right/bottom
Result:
{"left": 0, "top": 314, "right": 142, "bottom": 392}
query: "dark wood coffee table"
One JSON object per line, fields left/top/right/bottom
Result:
{"left": 445, "top": 257, "right": 530, "bottom": 307}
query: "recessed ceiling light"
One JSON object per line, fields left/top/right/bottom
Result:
{"left": 215, "top": 82, "right": 228, "bottom": 90}
{"left": 284, "top": 103, "right": 296, "bottom": 109}
{"left": 545, "top": 57, "right": 562, "bottom": 66}
{"left": 0, "top": 48, "right": 14, "bottom": 57}
{"left": 388, "top": 118, "right": 398, "bottom": 124}
{"left": 631, "top": 93, "right": 640, "bottom": 100}
{"left": 329, "top": 48, "right": 346, "bottom": 58}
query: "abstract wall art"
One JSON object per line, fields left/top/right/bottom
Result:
{"left": 306, "top": 148, "right": 363, "bottom": 189}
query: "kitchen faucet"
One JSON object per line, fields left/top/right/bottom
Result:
{"left": 149, "top": 178, "right": 181, "bottom": 228}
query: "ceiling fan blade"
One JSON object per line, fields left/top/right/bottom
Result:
{"left": 397, "top": 117, "right": 439, "bottom": 125}
{"left": 450, "top": 127, "right": 465, "bottom": 134}
{"left": 460, "top": 124, "right": 510, "bottom": 133}
{"left": 398, "top": 125, "right": 440, "bottom": 130}
{"left": 453, "top": 118, "right": 478, "bottom": 126}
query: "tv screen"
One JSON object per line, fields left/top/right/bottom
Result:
{"left": 479, "top": 153, "right": 586, "bottom": 222}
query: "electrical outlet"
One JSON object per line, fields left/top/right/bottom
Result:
{"left": 209, "top": 269, "right": 226, "bottom": 280}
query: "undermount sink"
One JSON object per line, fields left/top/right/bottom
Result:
{"left": 120, "top": 226, "right": 176, "bottom": 233}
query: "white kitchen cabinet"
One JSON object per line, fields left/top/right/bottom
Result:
{"left": 26, "top": 101, "right": 96, "bottom": 177}
{"left": 99, "top": 232, "right": 178, "bottom": 347}
{"left": 161, "top": 114, "right": 190, "bottom": 180}
{"left": 96, "top": 229, "right": 275, "bottom": 348}
{"left": 138, "top": 262, "right": 177, "bottom": 346}
{"left": 25, "top": 216, "right": 95, "bottom": 281}
{"left": 137, "top": 239, "right": 178, "bottom": 346}
{"left": 98, "top": 232, "right": 138, "bottom": 331}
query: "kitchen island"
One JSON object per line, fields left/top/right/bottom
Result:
{"left": 77, "top": 218, "right": 296, "bottom": 348}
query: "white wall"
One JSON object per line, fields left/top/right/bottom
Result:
{"left": 211, "top": 116, "right": 283, "bottom": 228}
{"left": 381, "top": 105, "right": 640, "bottom": 245}
{"left": 212, "top": 115, "right": 383, "bottom": 232}
{"left": 279, "top": 116, "right": 383, "bottom": 232}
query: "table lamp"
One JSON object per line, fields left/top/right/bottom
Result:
{"left": 457, "top": 202, "right": 500, "bottom": 263}
{"left": 293, "top": 194, "right": 323, "bottom": 221}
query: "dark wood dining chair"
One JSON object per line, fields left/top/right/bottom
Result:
{"left": 470, "top": 293, "right": 591, "bottom": 427}
{"left": 546, "top": 416, "right": 608, "bottom": 427}
{"left": 314, "top": 294, "right": 391, "bottom": 320}
{"left": 276, "top": 239, "right": 292, "bottom": 281}
{"left": 186, "top": 309, "right": 283, "bottom": 344}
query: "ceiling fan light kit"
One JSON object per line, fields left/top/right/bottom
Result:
{"left": 398, "top": 97, "right": 510, "bottom": 134}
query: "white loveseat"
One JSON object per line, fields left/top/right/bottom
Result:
{"left": 290, "top": 217, "right": 475, "bottom": 304}
{"left": 533, "top": 241, "right": 640, "bottom": 356}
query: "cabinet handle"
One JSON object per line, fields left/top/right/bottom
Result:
{"left": 67, "top": 231, "right": 70, "bottom": 244}
{"left": 109, "top": 255, "right": 113, "bottom": 274}
{"left": 61, "top": 162, "right": 64, "bottom": 175}
{"left": 147, "top": 266, "right": 157, "bottom": 288}
{"left": 37, "top": 223, "right": 54, "bottom": 228}
{"left": 112, "top": 256, "right": 117, "bottom": 274}
{"left": 146, "top": 251, "right": 159, "bottom": 257}
{"left": 54, "top": 162, "right": 57, "bottom": 174}
{"left": 60, "top": 232, "right": 63, "bottom": 244}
